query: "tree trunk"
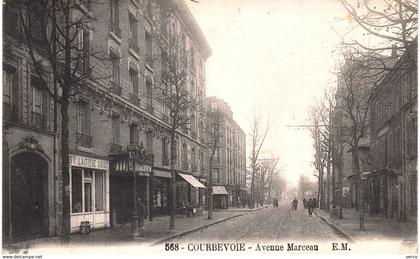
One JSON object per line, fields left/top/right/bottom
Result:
{"left": 208, "top": 157, "right": 213, "bottom": 220}
{"left": 326, "top": 160, "right": 331, "bottom": 212}
{"left": 60, "top": 96, "right": 70, "bottom": 243}
{"left": 319, "top": 168, "right": 324, "bottom": 209}
{"left": 352, "top": 146, "right": 365, "bottom": 231}
{"left": 169, "top": 127, "right": 176, "bottom": 230}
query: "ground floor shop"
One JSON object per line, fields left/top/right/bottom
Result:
{"left": 212, "top": 185, "right": 228, "bottom": 209}
{"left": 176, "top": 173, "right": 206, "bottom": 213}
{"left": 69, "top": 154, "right": 110, "bottom": 233}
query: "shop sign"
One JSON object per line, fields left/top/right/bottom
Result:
{"left": 154, "top": 170, "right": 171, "bottom": 178}
{"left": 70, "top": 155, "right": 109, "bottom": 170}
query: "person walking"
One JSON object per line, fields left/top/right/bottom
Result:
{"left": 307, "top": 198, "right": 313, "bottom": 216}
{"left": 292, "top": 198, "right": 298, "bottom": 211}
{"left": 312, "top": 197, "right": 317, "bottom": 211}
{"left": 303, "top": 198, "right": 307, "bottom": 209}
{"left": 137, "top": 198, "right": 146, "bottom": 228}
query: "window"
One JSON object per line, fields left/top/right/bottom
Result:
{"left": 408, "top": 117, "right": 417, "bottom": 158}
{"left": 130, "top": 124, "right": 138, "bottom": 144}
{"left": 162, "top": 137, "right": 169, "bottom": 166}
{"left": 110, "top": 0, "right": 120, "bottom": 37}
{"left": 95, "top": 171, "right": 105, "bottom": 211}
{"left": 71, "top": 169, "right": 83, "bottom": 213}
{"left": 182, "top": 143, "right": 188, "bottom": 170}
{"left": 146, "top": 131, "right": 153, "bottom": 153}
{"left": 111, "top": 53, "right": 120, "bottom": 85}
{"left": 191, "top": 148, "right": 196, "bottom": 172}
{"left": 145, "top": 31, "right": 153, "bottom": 67}
{"left": 146, "top": 78, "right": 153, "bottom": 108}
{"left": 130, "top": 68, "right": 139, "bottom": 97}
{"left": 72, "top": 168, "right": 105, "bottom": 214}
{"left": 77, "top": 28, "right": 91, "bottom": 75}
{"left": 78, "top": 101, "right": 90, "bottom": 135}
{"left": 146, "top": 0, "right": 153, "bottom": 19}
{"left": 112, "top": 115, "right": 120, "bottom": 145}
{"left": 3, "top": 64, "right": 18, "bottom": 120}
{"left": 212, "top": 168, "right": 219, "bottom": 183}
{"left": 129, "top": 13, "right": 138, "bottom": 51}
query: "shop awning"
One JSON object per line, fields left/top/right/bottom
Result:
{"left": 178, "top": 173, "right": 206, "bottom": 188}
{"left": 212, "top": 186, "right": 228, "bottom": 195}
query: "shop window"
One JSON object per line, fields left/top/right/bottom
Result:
{"left": 71, "top": 169, "right": 83, "bottom": 213}
{"left": 95, "top": 171, "right": 104, "bottom": 211}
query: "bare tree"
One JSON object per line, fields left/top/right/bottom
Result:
{"left": 336, "top": 50, "right": 380, "bottom": 230}
{"left": 205, "top": 108, "right": 223, "bottom": 220}
{"left": 339, "top": 0, "right": 417, "bottom": 71}
{"left": 249, "top": 112, "right": 270, "bottom": 209}
{"left": 11, "top": 0, "right": 104, "bottom": 242}
{"left": 153, "top": 8, "right": 196, "bottom": 229}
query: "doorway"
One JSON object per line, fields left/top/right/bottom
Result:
{"left": 10, "top": 152, "right": 48, "bottom": 241}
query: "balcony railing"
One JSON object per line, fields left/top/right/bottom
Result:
{"left": 31, "top": 111, "right": 47, "bottom": 129}
{"left": 110, "top": 22, "right": 121, "bottom": 38}
{"left": 76, "top": 132, "right": 93, "bottom": 148}
{"left": 130, "top": 93, "right": 141, "bottom": 107}
{"left": 146, "top": 104, "right": 154, "bottom": 115}
{"left": 110, "top": 81, "right": 121, "bottom": 95}
{"left": 109, "top": 143, "right": 123, "bottom": 154}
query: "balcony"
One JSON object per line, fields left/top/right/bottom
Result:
{"left": 31, "top": 111, "right": 47, "bottom": 129}
{"left": 3, "top": 103, "right": 18, "bottom": 122}
{"left": 75, "top": 132, "right": 93, "bottom": 148}
{"left": 110, "top": 22, "right": 121, "bottom": 39}
{"left": 110, "top": 81, "right": 121, "bottom": 95}
{"left": 146, "top": 104, "right": 154, "bottom": 115}
{"left": 130, "top": 93, "right": 141, "bottom": 107}
{"left": 109, "top": 143, "right": 123, "bottom": 155}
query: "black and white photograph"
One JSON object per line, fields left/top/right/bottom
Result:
{"left": 1, "top": 0, "right": 418, "bottom": 257}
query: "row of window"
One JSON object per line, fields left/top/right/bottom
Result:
{"left": 3, "top": 63, "right": 52, "bottom": 131}
{"left": 372, "top": 117, "right": 417, "bottom": 169}
{"left": 372, "top": 71, "right": 417, "bottom": 134}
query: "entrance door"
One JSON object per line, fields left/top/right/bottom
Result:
{"left": 10, "top": 152, "right": 48, "bottom": 241}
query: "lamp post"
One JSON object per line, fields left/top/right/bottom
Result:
{"left": 128, "top": 144, "right": 141, "bottom": 238}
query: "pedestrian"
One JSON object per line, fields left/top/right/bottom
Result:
{"left": 292, "top": 198, "right": 298, "bottom": 210}
{"left": 307, "top": 198, "right": 313, "bottom": 216}
{"left": 303, "top": 198, "right": 307, "bottom": 209}
{"left": 137, "top": 198, "right": 146, "bottom": 227}
{"left": 312, "top": 197, "right": 317, "bottom": 211}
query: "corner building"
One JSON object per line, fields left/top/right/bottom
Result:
{"left": 3, "top": 0, "right": 211, "bottom": 240}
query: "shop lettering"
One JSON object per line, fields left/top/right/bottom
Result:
{"left": 70, "top": 155, "right": 109, "bottom": 170}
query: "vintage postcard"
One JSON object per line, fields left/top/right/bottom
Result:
{"left": 1, "top": 0, "right": 418, "bottom": 258}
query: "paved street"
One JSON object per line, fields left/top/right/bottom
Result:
{"left": 172, "top": 204, "right": 347, "bottom": 243}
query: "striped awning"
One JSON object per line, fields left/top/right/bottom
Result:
{"left": 212, "top": 186, "right": 228, "bottom": 195}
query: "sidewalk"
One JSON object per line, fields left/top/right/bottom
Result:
{"left": 3, "top": 210, "right": 244, "bottom": 254}
{"left": 315, "top": 208, "right": 417, "bottom": 252}
{"left": 215, "top": 204, "right": 269, "bottom": 212}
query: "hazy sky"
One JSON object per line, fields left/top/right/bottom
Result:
{"left": 187, "top": 0, "right": 350, "bottom": 186}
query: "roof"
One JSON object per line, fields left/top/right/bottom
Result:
{"left": 172, "top": 0, "right": 212, "bottom": 58}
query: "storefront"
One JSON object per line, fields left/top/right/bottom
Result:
{"left": 152, "top": 169, "right": 171, "bottom": 216}
{"left": 109, "top": 146, "right": 153, "bottom": 226}
{"left": 176, "top": 173, "right": 206, "bottom": 209}
{"left": 212, "top": 185, "right": 228, "bottom": 209}
{"left": 69, "top": 154, "right": 110, "bottom": 233}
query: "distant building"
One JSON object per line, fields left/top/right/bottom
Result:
{"left": 206, "top": 97, "right": 247, "bottom": 208}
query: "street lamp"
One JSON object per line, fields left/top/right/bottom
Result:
{"left": 128, "top": 144, "right": 141, "bottom": 238}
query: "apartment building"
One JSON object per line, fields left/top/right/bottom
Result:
{"left": 3, "top": 0, "right": 211, "bottom": 241}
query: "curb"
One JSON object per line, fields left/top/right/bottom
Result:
{"left": 152, "top": 213, "right": 243, "bottom": 245}
{"left": 314, "top": 211, "right": 355, "bottom": 243}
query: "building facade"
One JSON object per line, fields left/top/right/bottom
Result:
{"left": 369, "top": 42, "right": 417, "bottom": 222}
{"left": 206, "top": 97, "right": 247, "bottom": 208}
{"left": 3, "top": 0, "right": 211, "bottom": 241}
